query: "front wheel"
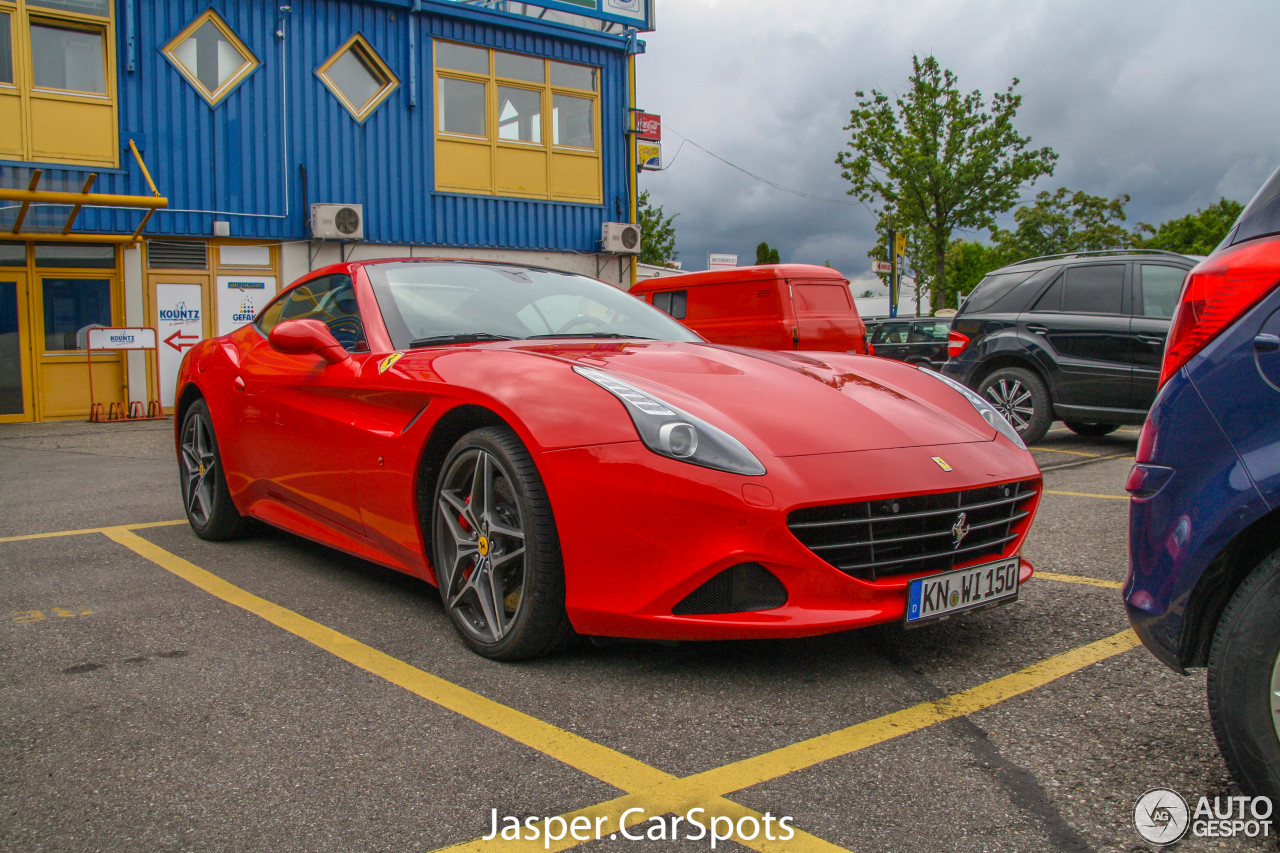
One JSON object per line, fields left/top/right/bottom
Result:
{"left": 178, "top": 399, "right": 247, "bottom": 541}
{"left": 432, "top": 426, "right": 574, "bottom": 660}
{"left": 1208, "top": 549, "right": 1280, "bottom": 802}
{"left": 1064, "top": 421, "right": 1120, "bottom": 437}
{"left": 977, "top": 366, "right": 1052, "bottom": 445}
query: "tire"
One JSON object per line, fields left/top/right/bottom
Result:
{"left": 1207, "top": 549, "right": 1280, "bottom": 803}
{"left": 431, "top": 426, "right": 574, "bottom": 661}
{"left": 178, "top": 399, "right": 248, "bottom": 541}
{"left": 1063, "top": 421, "right": 1120, "bottom": 437}
{"left": 977, "top": 366, "right": 1053, "bottom": 445}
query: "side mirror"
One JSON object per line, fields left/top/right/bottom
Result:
{"left": 268, "top": 319, "right": 350, "bottom": 365}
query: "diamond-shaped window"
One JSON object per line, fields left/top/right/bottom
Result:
{"left": 316, "top": 34, "right": 398, "bottom": 123}
{"left": 163, "top": 10, "right": 259, "bottom": 106}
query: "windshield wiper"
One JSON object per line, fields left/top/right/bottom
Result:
{"left": 409, "top": 332, "right": 518, "bottom": 348}
{"left": 526, "top": 332, "right": 652, "bottom": 340}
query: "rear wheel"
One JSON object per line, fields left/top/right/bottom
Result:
{"left": 1208, "top": 549, "right": 1280, "bottom": 802}
{"left": 1064, "top": 421, "right": 1120, "bottom": 437}
{"left": 178, "top": 399, "right": 247, "bottom": 540}
{"left": 977, "top": 366, "right": 1052, "bottom": 445}
{"left": 432, "top": 426, "right": 574, "bottom": 660}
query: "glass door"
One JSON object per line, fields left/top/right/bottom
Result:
{"left": 0, "top": 272, "right": 33, "bottom": 422}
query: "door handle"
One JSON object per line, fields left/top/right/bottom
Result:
{"left": 1026, "top": 324, "right": 1049, "bottom": 335}
{"left": 1137, "top": 335, "right": 1166, "bottom": 346}
{"left": 233, "top": 375, "right": 245, "bottom": 391}
{"left": 1255, "top": 334, "right": 1280, "bottom": 352}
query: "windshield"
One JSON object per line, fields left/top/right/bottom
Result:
{"left": 365, "top": 261, "right": 702, "bottom": 349}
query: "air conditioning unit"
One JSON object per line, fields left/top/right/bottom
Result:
{"left": 311, "top": 203, "right": 364, "bottom": 240}
{"left": 601, "top": 221, "right": 642, "bottom": 254}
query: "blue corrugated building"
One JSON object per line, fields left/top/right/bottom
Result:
{"left": 0, "top": 0, "right": 651, "bottom": 421}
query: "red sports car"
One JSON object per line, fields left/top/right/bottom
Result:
{"left": 176, "top": 259, "right": 1041, "bottom": 659}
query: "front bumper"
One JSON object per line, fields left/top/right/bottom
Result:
{"left": 537, "top": 437, "right": 1041, "bottom": 640}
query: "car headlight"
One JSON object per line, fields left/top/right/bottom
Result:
{"left": 918, "top": 367, "right": 1027, "bottom": 451}
{"left": 573, "top": 366, "right": 766, "bottom": 476}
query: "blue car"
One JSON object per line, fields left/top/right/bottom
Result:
{"left": 1125, "top": 164, "right": 1280, "bottom": 801}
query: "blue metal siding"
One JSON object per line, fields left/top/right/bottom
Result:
{"left": 20, "top": 0, "right": 633, "bottom": 253}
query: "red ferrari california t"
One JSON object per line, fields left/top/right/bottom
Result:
{"left": 175, "top": 259, "right": 1041, "bottom": 659}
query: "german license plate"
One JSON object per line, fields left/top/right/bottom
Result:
{"left": 905, "top": 556, "right": 1020, "bottom": 625}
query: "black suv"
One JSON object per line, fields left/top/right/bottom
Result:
{"left": 941, "top": 250, "right": 1196, "bottom": 444}
{"left": 868, "top": 317, "right": 951, "bottom": 369}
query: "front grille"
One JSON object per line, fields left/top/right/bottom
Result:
{"left": 787, "top": 479, "right": 1039, "bottom": 581}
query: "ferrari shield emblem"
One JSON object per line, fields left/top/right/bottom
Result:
{"left": 378, "top": 352, "right": 404, "bottom": 374}
{"left": 932, "top": 456, "right": 953, "bottom": 472}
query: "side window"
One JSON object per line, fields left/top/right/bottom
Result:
{"left": 1138, "top": 265, "right": 1186, "bottom": 318}
{"left": 259, "top": 275, "right": 367, "bottom": 352}
{"left": 875, "top": 323, "right": 908, "bottom": 344}
{"left": 652, "top": 290, "right": 687, "bottom": 320}
{"left": 910, "top": 321, "right": 948, "bottom": 342}
{"left": 1060, "top": 264, "right": 1124, "bottom": 314}
{"left": 1031, "top": 276, "right": 1062, "bottom": 312}
{"left": 254, "top": 294, "right": 287, "bottom": 336}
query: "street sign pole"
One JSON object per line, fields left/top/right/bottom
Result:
{"left": 888, "top": 229, "right": 898, "bottom": 318}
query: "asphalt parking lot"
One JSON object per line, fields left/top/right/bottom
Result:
{"left": 0, "top": 419, "right": 1270, "bottom": 852}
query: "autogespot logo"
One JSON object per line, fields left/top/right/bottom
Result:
{"left": 1134, "top": 788, "right": 1190, "bottom": 846}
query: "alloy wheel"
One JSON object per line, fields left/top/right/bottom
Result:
{"left": 984, "top": 378, "right": 1034, "bottom": 432}
{"left": 180, "top": 413, "right": 218, "bottom": 526}
{"left": 436, "top": 448, "right": 528, "bottom": 645}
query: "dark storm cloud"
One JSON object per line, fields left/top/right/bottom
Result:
{"left": 636, "top": 0, "right": 1280, "bottom": 279}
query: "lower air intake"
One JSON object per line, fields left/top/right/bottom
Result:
{"left": 672, "top": 563, "right": 788, "bottom": 615}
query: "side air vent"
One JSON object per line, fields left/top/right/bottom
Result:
{"left": 672, "top": 563, "right": 788, "bottom": 615}
{"left": 147, "top": 240, "right": 209, "bottom": 270}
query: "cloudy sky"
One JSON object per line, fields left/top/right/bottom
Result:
{"left": 633, "top": 0, "right": 1280, "bottom": 287}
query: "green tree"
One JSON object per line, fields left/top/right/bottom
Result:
{"left": 991, "top": 187, "right": 1133, "bottom": 260}
{"left": 755, "top": 242, "right": 781, "bottom": 264}
{"left": 836, "top": 55, "right": 1056, "bottom": 309}
{"left": 1135, "top": 198, "right": 1244, "bottom": 255}
{"left": 945, "top": 240, "right": 1005, "bottom": 308}
{"left": 636, "top": 190, "right": 678, "bottom": 267}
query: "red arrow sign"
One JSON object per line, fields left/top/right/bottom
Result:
{"left": 164, "top": 329, "right": 199, "bottom": 352}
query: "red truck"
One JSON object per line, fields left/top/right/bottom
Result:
{"left": 630, "top": 264, "right": 868, "bottom": 353}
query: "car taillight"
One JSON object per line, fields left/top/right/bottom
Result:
{"left": 947, "top": 331, "right": 970, "bottom": 358}
{"left": 1160, "top": 237, "right": 1280, "bottom": 388}
{"left": 868, "top": 342, "right": 876, "bottom": 356}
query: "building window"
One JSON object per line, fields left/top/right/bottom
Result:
{"left": 316, "top": 34, "right": 398, "bottom": 123}
{"left": 0, "top": 13, "right": 14, "bottom": 85}
{"left": 41, "top": 277, "right": 111, "bottom": 351}
{"left": 434, "top": 41, "right": 602, "bottom": 204}
{"left": 0, "top": 0, "right": 117, "bottom": 166}
{"left": 162, "top": 10, "right": 258, "bottom": 107}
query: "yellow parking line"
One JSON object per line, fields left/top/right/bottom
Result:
{"left": 97, "top": 525, "right": 1140, "bottom": 853}
{"left": 1043, "top": 489, "right": 1129, "bottom": 500}
{"left": 102, "top": 528, "right": 666, "bottom": 792}
{"left": 1035, "top": 571, "right": 1124, "bottom": 590}
{"left": 439, "top": 629, "right": 1141, "bottom": 852}
{"left": 0, "top": 519, "right": 186, "bottom": 544}
{"left": 101, "top": 526, "right": 848, "bottom": 853}
{"left": 680, "top": 629, "right": 1138, "bottom": 795}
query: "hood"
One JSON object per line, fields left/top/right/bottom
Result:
{"left": 507, "top": 341, "right": 995, "bottom": 457}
